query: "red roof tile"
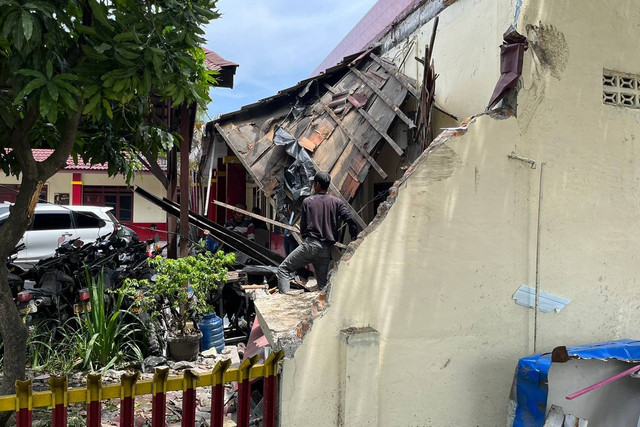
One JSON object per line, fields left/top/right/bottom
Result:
{"left": 32, "top": 149, "right": 108, "bottom": 170}
{"left": 203, "top": 48, "right": 239, "bottom": 71}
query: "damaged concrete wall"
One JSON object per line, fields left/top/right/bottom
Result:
{"left": 279, "top": 0, "right": 640, "bottom": 425}
{"left": 385, "top": 0, "right": 518, "bottom": 119}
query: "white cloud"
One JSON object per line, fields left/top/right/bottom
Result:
{"left": 203, "top": 0, "right": 377, "bottom": 117}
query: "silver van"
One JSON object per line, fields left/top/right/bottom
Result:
{"left": 0, "top": 203, "right": 135, "bottom": 266}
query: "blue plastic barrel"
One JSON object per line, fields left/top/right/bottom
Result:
{"left": 199, "top": 313, "right": 225, "bottom": 353}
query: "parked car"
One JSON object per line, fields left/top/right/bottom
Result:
{"left": 0, "top": 203, "right": 138, "bottom": 266}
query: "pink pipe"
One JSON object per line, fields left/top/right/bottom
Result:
{"left": 566, "top": 363, "right": 640, "bottom": 400}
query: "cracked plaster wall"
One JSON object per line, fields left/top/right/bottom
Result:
{"left": 279, "top": 0, "right": 640, "bottom": 425}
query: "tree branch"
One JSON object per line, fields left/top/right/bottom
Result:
{"left": 38, "top": 109, "right": 82, "bottom": 180}
{"left": 140, "top": 152, "right": 169, "bottom": 188}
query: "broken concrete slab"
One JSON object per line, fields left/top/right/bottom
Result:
{"left": 254, "top": 292, "right": 326, "bottom": 357}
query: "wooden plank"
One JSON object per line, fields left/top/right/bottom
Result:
{"left": 349, "top": 65, "right": 416, "bottom": 129}
{"left": 211, "top": 200, "right": 347, "bottom": 249}
{"left": 320, "top": 103, "right": 388, "bottom": 179}
{"left": 370, "top": 53, "right": 419, "bottom": 99}
{"left": 353, "top": 105, "right": 403, "bottom": 155}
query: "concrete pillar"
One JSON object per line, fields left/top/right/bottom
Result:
{"left": 339, "top": 327, "right": 380, "bottom": 426}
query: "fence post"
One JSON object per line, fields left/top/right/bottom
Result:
{"left": 263, "top": 351, "right": 284, "bottom": 427}
{"left": 181, "top": 370, "right": 200, "bottom": 427}
{"left": 237, "top": 355, "right": 260, "bottom": 427}
{"left": 120, "top": 372, "right": 140, "bottom": 427}
{"left": 86, "top": 374, "right": 102, "bottom": 427}
{"left": 210, "top": 359, "right": 232, "bottom": 427}
{"left": 49, "top": 376, "right": 68, "bottom": 427}
{"left": 152, "top": 367, "right": 169, "bottom": 427}
{"left": 15, "top": 379, "right": 32, "bottom": 427}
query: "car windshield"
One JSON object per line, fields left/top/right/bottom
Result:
{"left": 0, "top": 206, "right": 10, "bottom": 217}
{"left": 105, "top": 210, "right": 120, "bottom": 227}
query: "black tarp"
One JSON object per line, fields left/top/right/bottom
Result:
{"left": 273, "top": 127, "right": 315, "bottom": 201}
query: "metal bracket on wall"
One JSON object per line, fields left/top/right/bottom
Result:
{"left": 508, "top": 152, "right": 537, "bottom": 169}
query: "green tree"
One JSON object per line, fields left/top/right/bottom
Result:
{"left": 0, "top": 0, "right": 219, "bottom": 417}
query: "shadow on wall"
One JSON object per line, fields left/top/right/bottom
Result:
{"left": 281, "top": 115, "right": 536, "bottom": 425}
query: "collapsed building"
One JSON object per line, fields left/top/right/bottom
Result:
{"left": 201, "top": 0, "right": 640, "bottom": 425}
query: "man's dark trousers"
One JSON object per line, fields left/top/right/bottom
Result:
{"left": 277, "top": 237, "right": 331, "bottom": 292}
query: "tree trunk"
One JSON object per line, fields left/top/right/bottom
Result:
{"left": 0, "top": 264, "right": 28, "bottom": 426}
{"left": 0, "top": 179, "right": 41, "bottom": 427}
{"left": 0, "top": 109, "right": 80, "bottom": 426}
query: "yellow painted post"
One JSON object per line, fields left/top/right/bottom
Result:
{"left": 151, "top": 367, "right": 170, "bottom": 427}
{"left": 15, "top": 379, "right": 32, "bottom": 427}
{"left": 49, "top": 376, "right": 68, "bottom": 427}
{"left": 211, "top": 359, "right": 232, "bottom": 427}
{"left": 237, "top": 355, "right": 260, "bottom": 427}
{"left": 120, "top": 372, "right": 140, "bottom": 427}
{"left": 86, "top": 374, "right": 103, "bottom": 427}
{"left": 181, "top": 370, "right": 200, "bottom": 427}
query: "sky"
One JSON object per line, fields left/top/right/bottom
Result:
{"left": 202, "top": 0, "right": 378, "bottom": 120}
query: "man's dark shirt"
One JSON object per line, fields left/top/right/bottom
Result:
{"left": 300, "top": 193, "right": 358, "bottom": 244}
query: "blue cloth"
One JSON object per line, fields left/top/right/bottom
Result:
{"left": 205, "top": 235, "right": 219, "bottom": 253}
{"left": 512, "top": 339, "right": 640, "bottom": 426}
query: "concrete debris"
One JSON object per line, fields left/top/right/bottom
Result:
{"left": 144, "top": 355, "right": 167, "bottom": 368}
{"left": 172, "top": 360, "right": 197, "bottom": 370}
{"left": 201, "top": 346, "right": 219, "bottom": 358}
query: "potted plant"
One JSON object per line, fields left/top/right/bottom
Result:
{"left": 125, "top": 251, "right": 234, "bottom": 361}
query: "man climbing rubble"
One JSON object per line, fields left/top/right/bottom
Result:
{"left": 277, "top": 171, "right": 358, "bottom": 293}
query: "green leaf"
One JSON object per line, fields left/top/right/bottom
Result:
{"left": 58, "top": 88, "right": 78, "bottom": 111}
{"left": 115, "top": 47, "right": 139, "bottom": 60}
{"left": 102, "top": 99, "right": 113, "bottom": 119}
{"left": 54, "top": 79, "right": 81, "bottom": 97}
{"left": 45, "top": 61, "right": 53, "bottom": 79}
{"left": 84, "top": 85, "right": 100, "bottom": 99}
{"left": 143, "top": 67, "right": 151, "bottom": 93}
{"left": 16, "top": 69, "right": 45, "bottom": 79}
{"left": 2, "top": 12, "right": 19, "bottom": 39}
{"left": 46, "top": 81, "right": 58, "bottom": 101}
{"left": 13, "top": 77, "right": 46, "bottom": 103}
{"left": 113, "top": 32, "right": 134, "bottom": 42}
{"left": 151, "top": 52, "right": 162, "bottom": 76}
{"left": 114, "top": 52, "right": 136, "bottom": 67}
{"left": 53, "top": 73, "right": 79, "bottom": 82}
{"left": 88, "top": 0, "right": 114, "bottom": 30}
{"left": 21, "top": 10, "right": 33, "bottom": 41}
{"left": 112, "top": 78, "right": 127, "bottom": 92}
{"left": 76, "top": 24, "right": 99, "bottom": 36}
{"left": 39, "top": 89, "right": 50, "bottom": 118}
{"left": 81, "top": 44, "right": 108, "bottom": 61}
{"left": 94, "top": 43, "right": 112, "bottom": 54}
{"left": 83, "top": 93, "right": 101, "bottom": 114}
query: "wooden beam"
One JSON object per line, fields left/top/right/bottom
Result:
{"left": 370, "top": 53, "right": 419, "bottom": 99}
{"left": 354, "top": 106, "right": 404, "bottom": 155}
{"left": 211, "top": 199, "right": 347, "bottom": 249}
{"left": 349, "top": 65, "right": 416, "bottom": 129}
{"left": 212, "top": 199, "right": 299, "bottom": 233}
{"left": 320, "top": 103, "right": 388, "bottom": 179}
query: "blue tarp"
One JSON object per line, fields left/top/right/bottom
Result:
{"left": 512, "top": 339, "right": 640, "bottom": 426}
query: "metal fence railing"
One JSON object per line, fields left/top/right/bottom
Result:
{"left": 0, "top": 351, "right": 283, "bottom": 427}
